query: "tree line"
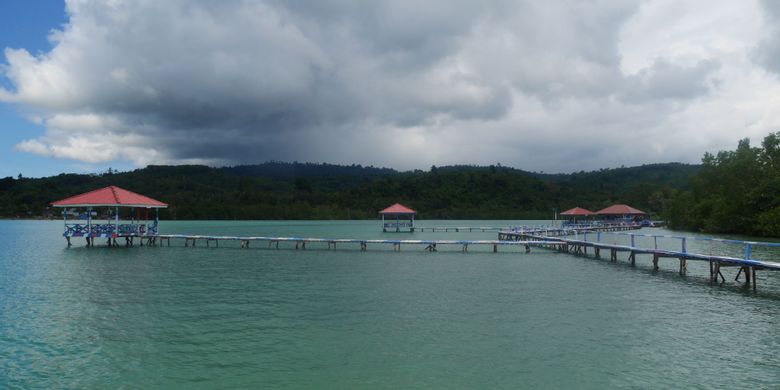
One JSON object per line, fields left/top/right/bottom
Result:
{"left": 0, "top": 161, "right": 698, "bottom": 221}
{"left": 667, "top": 132, "right": 780, "bottom": 237}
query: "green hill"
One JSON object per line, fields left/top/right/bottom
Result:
{"left": 0, "top": 162, "right": 699, "bottom": 220}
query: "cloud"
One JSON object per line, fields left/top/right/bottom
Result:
{"left": 755, "top": 0, "right": 780, "bottom": 74}
{"left": 620, "top": 59, "right": 720, "bottom": 103}
{"left": 2, "top": 0, "right": 780, "bottom": 172}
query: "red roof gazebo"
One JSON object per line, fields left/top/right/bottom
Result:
{"left": 379, "top": 203, "right": 416, "bottom": 232}
{"left": 560, "top": 207, "right": 596, "bottom": 216}
{"left": 595, "top": 204, "right": 646, "bottom": 216}
{"left": 559, "top": 207, "right": 596, "bottom": 223}
{"left": 52, "top": 186, "right": 168, "bottom": 208}
{"left": 51, "top": 186, "right": 167, "bottom": 247}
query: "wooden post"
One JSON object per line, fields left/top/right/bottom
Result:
{"left": 87, "top": 206, "right": 92, "bottom": 247}
{"left": 752, "top": 267, "right": 757, "bottom": 291}
{"left": 652, "top": 254, "right": 659, "bottom": 271}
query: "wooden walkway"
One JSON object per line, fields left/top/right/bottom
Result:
{"left": 416, "top": 222, "right": 643, "bottom": 233}
{"left": 77, "top": 221, "right": 780, "bottom": 290}
{"left": 150, "top": 234, "right": 564, "bottom": 252}
{"left": 501, "top": 228, "right": 780, "bottom": 290}
{"left": 415, "top": 226, "right": 503, "bottom": 232}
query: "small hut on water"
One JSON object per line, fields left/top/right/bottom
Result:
{"left": 595, "top": 204, "right": 646, "bottom": 223}
{"left": 559, "top": 207, "right": 596, "bottom": 224}
{"left": 51, "top": 186, "right": 168, "bottom": 247}
{"left": 379, "top": 203, "right": 416, "bottom": 232}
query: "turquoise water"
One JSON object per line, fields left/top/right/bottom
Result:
{"left": 1, "top": 220, "right": 779, "bottom": 388}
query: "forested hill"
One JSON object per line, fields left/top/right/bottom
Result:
{"left": 668, "top": 132, "right": 780, "bottom": 237}
{"left": 0, "top": 162, "right": 699, "bottom": 220}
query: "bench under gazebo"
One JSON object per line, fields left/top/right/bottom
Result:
{"left": 51, "top": 186, "right": 168, "bottom": 247}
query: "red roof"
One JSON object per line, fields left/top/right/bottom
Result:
{"left": 596, "top": 204, "right": 645, "bottom": 215}
{"left": 379, "top": 203, "right": 416, "bottom": 214}
{"left": 560, "top": 207, "right": 595, "bottom": 216}
{"left": 51, "top": 186, "right": 168, "bottom": 208}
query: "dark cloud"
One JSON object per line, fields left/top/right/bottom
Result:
{"left": 2, "top": 0, "right": 778, "bottom": 172}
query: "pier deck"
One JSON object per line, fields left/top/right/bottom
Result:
{"left": 153, "top": 234, "right": 564, "bottom": 252}
{"left": 500, "top": 227, "right": 780, "bottom": 290}
{"left": 71, "top": 221, "right": 780, "bottom": 290}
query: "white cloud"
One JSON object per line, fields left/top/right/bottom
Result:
{"left": 2, "top": 0, "right": 780, "bottom": 172}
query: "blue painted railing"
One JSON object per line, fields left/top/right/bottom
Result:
{"left": 64, "top": 223, "right": 157, "bottom": 237}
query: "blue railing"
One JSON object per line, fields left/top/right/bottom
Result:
{"left": 384, "top": 222, "right": 413, "bottom": 228}
{"left": 64, "top": 223, "right": 157, "bottom": 237}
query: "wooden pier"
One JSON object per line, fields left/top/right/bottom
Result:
{"left": 416, "top": 226, "right": 503, "bottom": 232}
{"left": 417, "top": 222, "right": 643, "bottom": 233}
{"left": 501, "top": 228, "right": 780, "bottom": 291}
{"left": 152, "top": 234, "right": 564, "bottom": 253}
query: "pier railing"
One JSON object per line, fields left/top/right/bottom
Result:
{"left": 503, "top": 225, "right": 780, "bottom": 290}
{"left": 561, "top": 230, "right": 780, "bottom": 262}
{"left": 64, "top": 222, "right": 158, "bottom": 237}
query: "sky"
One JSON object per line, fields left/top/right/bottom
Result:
{"left": 1, "top": 1, "right": 780, "bottom": 177}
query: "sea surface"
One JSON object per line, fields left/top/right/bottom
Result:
{"left": 1, "top": 220, "right": 779, "bottom": 389}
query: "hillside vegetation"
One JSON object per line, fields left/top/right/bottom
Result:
{"left": 668, "top": 132, "right": 780, "bottom": 237}
{"left": 0, "top": 161, "right": 699, "bottom": 220}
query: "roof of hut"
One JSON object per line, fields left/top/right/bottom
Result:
{"left": 51, "top": 186, "right": 168, "bottom": 208}
{"left": 559, "top": 207, "right": 596, "bottom": 216}
{"left": 379, "top": 203, "right": 416, "bottom": 214}
{"left": 596, "top": 204, "right": 645, "bottom": 215}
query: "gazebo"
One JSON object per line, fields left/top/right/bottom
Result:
{"left": 51, "top": 186, "right": 168, "bottom": 247}
{"left": 559, "top": 207, "right": 596, "bottom": 223}
{"left": 379, "top": 203, "right": 416, "bottom": 232}
{"left": 595, "top": 204, "right": 646, "bottom": 222}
